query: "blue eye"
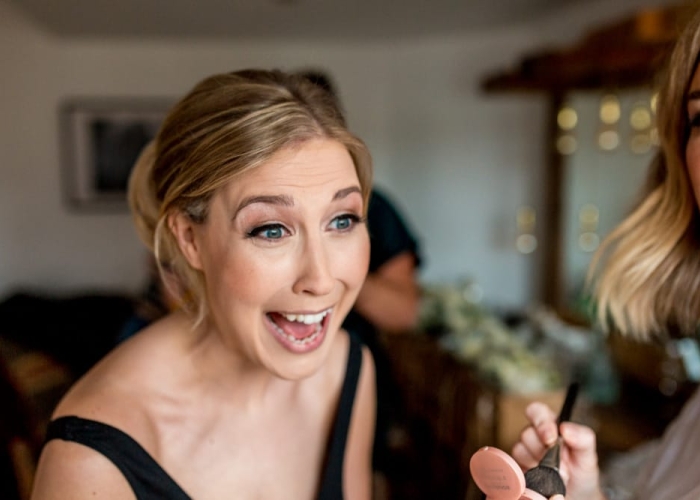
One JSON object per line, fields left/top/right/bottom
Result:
{"left": 248, "top": 224, "right": 287, "bottom": 240}
{"left": 330, "top": 214, "right": 361, "bottom": 231}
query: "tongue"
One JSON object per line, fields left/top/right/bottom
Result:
{"left": 269, "top": 313, "right": 317, "bottom": 340}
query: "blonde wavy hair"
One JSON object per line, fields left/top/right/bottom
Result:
{"left": 128, "top": 69, "right": 373, "bottom": 325}
{"left": 590, "top": 4, "right": 700, "bottom": 340}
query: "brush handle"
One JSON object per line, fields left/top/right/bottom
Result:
{"left": 538, "top": 437, "right": 562, "bottom": 469}
{"left": 523, "top": 383, "right": 579, "bottom": 498}
{"left": 557, "top": 382, "right": 579, "bottom": 426}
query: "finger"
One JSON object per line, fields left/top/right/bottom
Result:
{"left": 560, "top": 422, "right": 599, "bottom": 468}
{"left": 518, "top": 425, "right": 548, "bottom": 460}
{"left": 511, "top": 441, "right": 539, "bottom": 471}
{"left": 525, "top": 401, "right": 557, "bottom": 423}
{"left": 525, "top": 402, "right": 558, "bottom": 446}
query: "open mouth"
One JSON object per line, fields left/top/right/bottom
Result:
{"left": 267, "top": 308, "right": 332, "bottom": 347}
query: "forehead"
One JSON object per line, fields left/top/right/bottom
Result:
{"left": 233, "top": 139, "right": 358, "bottom": 191}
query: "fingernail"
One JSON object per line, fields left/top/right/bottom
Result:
{"left": 551, "top": 495, "right": 565, "bottom": 500}
{"left": 537, "top": 423, "right": 556, "bottom": 444}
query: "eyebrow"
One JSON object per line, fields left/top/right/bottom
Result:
{"left": 688, "top": 89, "right": 700, "bottom": 101}
{"left": 233, "top": 186, "right": 362, "bottom": 219}
{"left": 333, "top": 186, "right": 362, "bottom": 201}
{"left": 233, "top": 194, "right": 294, "bottom": 220}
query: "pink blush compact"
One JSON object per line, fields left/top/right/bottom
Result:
{"left": 470, "top": 446, "right": 547, "bottom": 500}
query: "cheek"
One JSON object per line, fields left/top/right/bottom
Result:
{"left": 200, "top": 240, "right": 263, "bottom": 307}
{"left": 359, "top": 234, "right": 371, "bottom": 279}
{"left": 336, "top": 230, "right": 370, "bottom": 288}
{"left": 216, "top": 250, "right": 285, "bottom": 308}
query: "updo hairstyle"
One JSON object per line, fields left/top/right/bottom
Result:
{"left": 128, "top": 69, "right": 373, "bottom": 324}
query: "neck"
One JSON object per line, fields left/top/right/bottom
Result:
{"left": 179, "top": 314, "right": 297, "bottom": 411}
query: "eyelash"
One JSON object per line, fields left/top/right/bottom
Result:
{"left": 330, "top": 213, "right": 363, "bottom": 231}
{"left": 246, "top": 213, "right": 364, "bottom": 241}
{"left": 247, "top": 223, "right": 288, "bottom": 240}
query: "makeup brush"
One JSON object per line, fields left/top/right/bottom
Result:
{"left": 524, "top": 382, "right": 579, "bottom": 498}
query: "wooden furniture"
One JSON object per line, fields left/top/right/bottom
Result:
{"left": 0, "top": 338, "right": 74, "bottom": 500}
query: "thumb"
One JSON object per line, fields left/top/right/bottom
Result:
{"left": 560, "top": 422, "right": 598, "bottom": 468}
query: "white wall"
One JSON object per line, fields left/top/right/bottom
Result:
{"left": 0, "top": 0, "right": 677, "bottom": 308}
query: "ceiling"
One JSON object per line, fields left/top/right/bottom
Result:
{"left": 8, "top": 0, "right": 584, "bottom": 40}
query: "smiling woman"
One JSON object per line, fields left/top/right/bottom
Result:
{"left": 168, "top": 138, "right": 370, "bottom": 379}
{"left": 30, "top": 70, "right": 377, "bottom": 500}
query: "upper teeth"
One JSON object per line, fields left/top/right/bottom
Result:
{"left": 282, "top": 308, "right": 331, "bottom": 325}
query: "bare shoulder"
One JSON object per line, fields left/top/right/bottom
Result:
{"left": 51, "top": 312, "right": 190, "bottom": 437}
{"left": 34, "top": 314, "right": 194, "bottom": 498}
{"left": 31, "top": 439, "right": 134, "bottom": 500}
{"left": 356, "top": 343, "right": 375, "bottom": 398}
{"left": 342, "top": 333, "right": 376, "bottom": 500}
{"left": 347, "top": 333, "right": 375, "bottom": 417}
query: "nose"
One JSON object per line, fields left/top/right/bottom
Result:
{"left": 292, "top": 234, "right": 335, "bottom": 296}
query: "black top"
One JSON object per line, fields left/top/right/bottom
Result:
{"left": 367, "top": 188, "right": 421, "bottom": 273}
{"left": 45, "top": 336, "right": 363, "bottom": 500}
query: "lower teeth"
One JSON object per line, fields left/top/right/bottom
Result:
{"left": 272, "top": 322, "right": 322, "bottom": 345}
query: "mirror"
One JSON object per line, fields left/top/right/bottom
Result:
{"left": 559, "top": 90, "right": 657, "bottom": 317}
{"left": 481, "top": 4, "right": 683, "bottom": 321}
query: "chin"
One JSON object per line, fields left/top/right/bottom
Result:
{"left": 265, "top": 324, "right": 341, "bottom": 382}
{"left": 267, "top": 350, "right": 330, "bottom": 381}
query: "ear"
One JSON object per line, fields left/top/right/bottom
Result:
{"left": 168, "top": 211, "right": 204, "bottom": 270}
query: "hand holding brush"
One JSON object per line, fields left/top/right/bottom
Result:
{"left": 523, "top": 382, "right": 579, "bottom": 497}
{"left": 469, "top": 382, "right": 581, "bottom": 500}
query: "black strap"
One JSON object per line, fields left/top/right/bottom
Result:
{"left": 46, "top": 416, "right": 191, "bottom": 500}
{"left": 317, "top": 335, "right": 363, "bottom": 500}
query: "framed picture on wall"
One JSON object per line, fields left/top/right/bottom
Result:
{"left": 60, "top": 97, "right": 173, "bottom": 211}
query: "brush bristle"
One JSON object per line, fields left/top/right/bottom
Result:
{"left": 524, "top": 465, "right": 566, "bottom": 497}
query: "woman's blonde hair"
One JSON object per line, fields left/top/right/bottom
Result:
{"left": 128, "top": 69, "right": 373, "bottom": 325}
{"left": 590, "top": 4, "right": 700, "bottom": 340}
